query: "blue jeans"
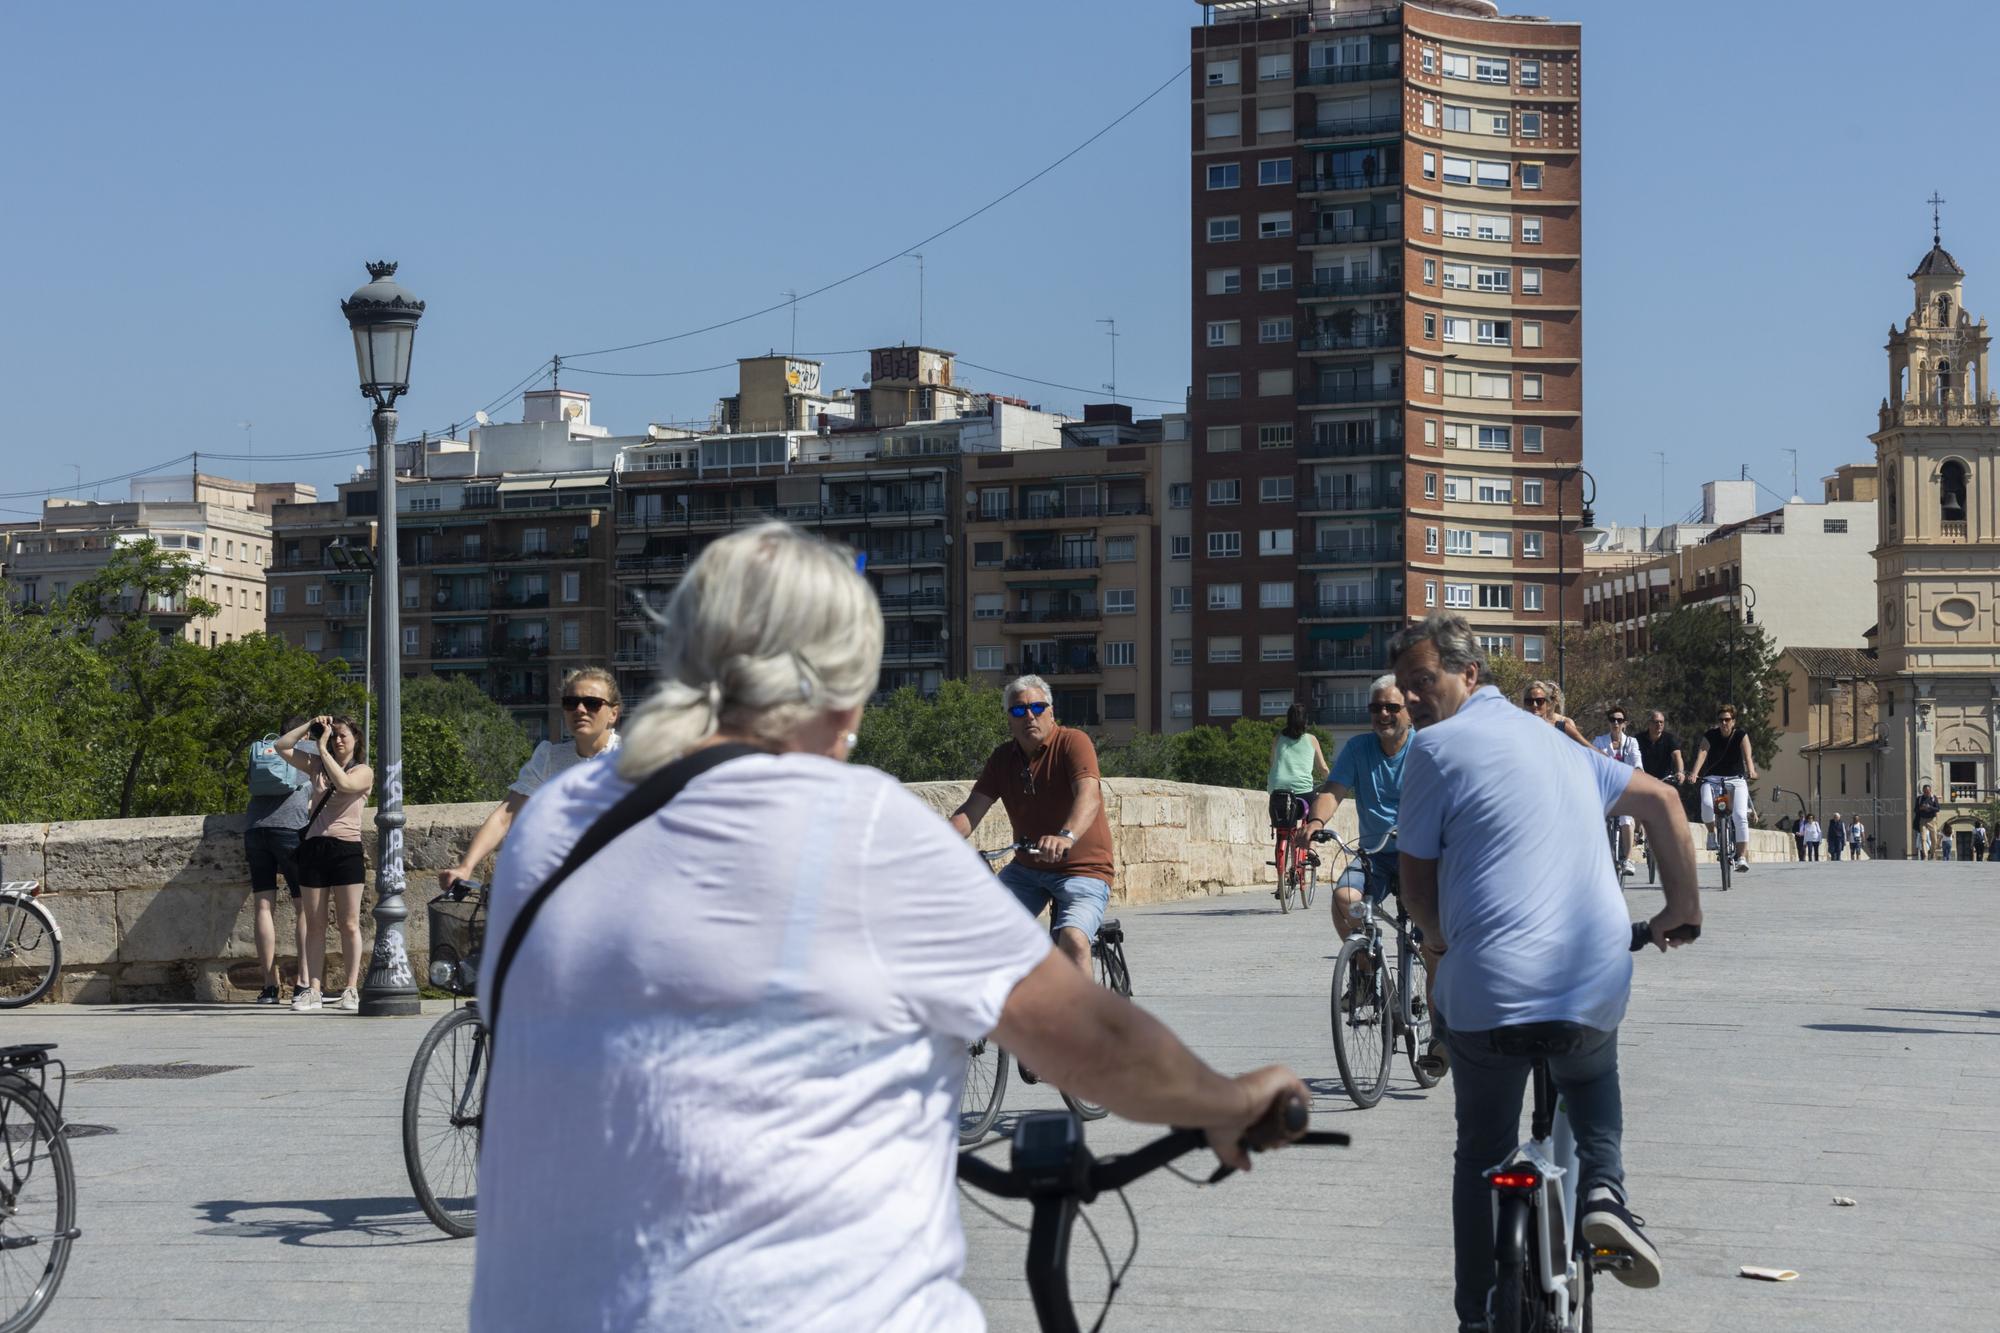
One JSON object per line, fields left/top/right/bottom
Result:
{"left": 1440, "top": 1018, "right": 1625, "bottom": 1329}
{"left": 997, "top": 862, "right": 1110, "bottom": 943}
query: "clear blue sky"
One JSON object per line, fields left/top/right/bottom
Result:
{"left": 4, "top": 0, "right": 1995, "bottom": 525}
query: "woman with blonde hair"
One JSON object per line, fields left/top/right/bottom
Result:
{"left": 1521, "top": 678, "right": 1591, "bottom": 748}
{"left": 471, "top": 522, "right": 1307, "bottom": 1331}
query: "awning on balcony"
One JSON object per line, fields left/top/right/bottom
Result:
{"left": 615, "top": 534, "right": 647, "bottom": 554}
{"left": 495, "top": 478, "right": 547, "bottom": 495}
{"left": 550, "top": 474, "right": 610, "bottom": 490}
{"left": 1308, "top": 623, "right": 1371, "bottom": 641}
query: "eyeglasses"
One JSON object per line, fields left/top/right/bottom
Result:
{"left": 1718, "top": 714, "right": 1735, "bottom": 721}
{"left": 1368, "top": 702, "right": 1404, "bottom": 715}
{"left": 1526, "top": 697, "right": 1549, "bottom": 708}
{"left": 1609, "top": 716, "right": 1627, "bottom": 724}
{"left": 1008, "top": 702, "right": 1051, "bottom": 718}
{"left": 562, "top": 695, "right": 611, "bottom": 713}
{"left": 1018, "top": 767, "right": 1036, "bottom": 796}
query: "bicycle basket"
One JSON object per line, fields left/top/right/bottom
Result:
{"left": 426, "top": 892, "right": 486, "bottom": 997}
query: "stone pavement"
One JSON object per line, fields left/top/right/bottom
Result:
{"left": 6, "top": 857, "right": 1995, "bottom": 1331}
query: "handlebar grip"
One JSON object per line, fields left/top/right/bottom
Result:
{"left": 1242, "top": 1091, "right": 1309, "bottom": 1152}
{"left": 1630, "top": 921, "right": 1653, "bottom": 953}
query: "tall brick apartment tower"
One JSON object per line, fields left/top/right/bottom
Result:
{"left": 1189, "top": 0, "right": 1582, "bottom": 733}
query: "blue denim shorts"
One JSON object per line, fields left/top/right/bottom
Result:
{"left": 1335, "top": 857, "right": 1398, "bottom": 905}
{"left": 997, "top": 862, "right": 1111, "bottom": 942}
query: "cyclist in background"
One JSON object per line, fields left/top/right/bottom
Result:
{"left": 1690, "top": 703, "right": 1757, "bottom": 875}
{"left": 1520, "top": 680, "right": 1590, "bottom": 748}
{"left": 1593, "top": 708, "right": 1643, "bottom": 877}
{"left": 1266, "top": 703, "right": 1329, "bottom": 902}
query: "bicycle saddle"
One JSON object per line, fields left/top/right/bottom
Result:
{"left": 1489, "top": 1022, "right": 1589, "bottom": 1058}
{"left": 1097, "top": 920, "right": 1124, "bottom": 944}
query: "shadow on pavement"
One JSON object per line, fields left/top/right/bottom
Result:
{"left": 1804, "top": 1022, "right": 2000, "bottom": 1037}
{"left": 194, "top": 1195, "right": 458, "bottom": 1247}
{"left": 1868, "top": 1006, "right": 2000, "bottom": 1021}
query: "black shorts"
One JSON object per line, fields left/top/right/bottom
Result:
{"left": 1269, "top": 790, "right": 1311, "bottom": 828}
{"left": 297, "top": 836, "right": 366, "bottom": 889}
{"left": 244, "top": 827, "right": 303, "bottom": 898}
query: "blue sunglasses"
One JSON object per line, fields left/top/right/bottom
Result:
{"left": 1008, "top": 702, "right": 1050, "bottom": 718}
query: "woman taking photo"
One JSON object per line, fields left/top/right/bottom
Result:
{"left": 470, "top": 522, "right": 1306, "bottom": 1331}
{"left": 276, "top": 714, "right": 371, "bottom": 1012}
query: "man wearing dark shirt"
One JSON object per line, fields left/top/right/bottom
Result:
{"left": 1691, "top": 705, "right": 1758, "bottom": 873}
{"left": 1636, "top": 711, "right": 1687, "bottom": 785}
{"left": 1912, "top": 784, "right": 1943, "bottom": 860}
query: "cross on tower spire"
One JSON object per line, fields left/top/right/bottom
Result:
{"left": 1928, "top": 191, "right": 1947, "bottom": 246}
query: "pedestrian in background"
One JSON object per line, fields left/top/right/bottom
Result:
{"left": 244, "top": 722, "right": 312, "bottom": 1004}
{"left": 1973, "top": 822, "right": 1989, "bottom": 863}
{"left": 1793, "top": 819, "right": 1808, "bottom": 862}
{"left": 1802, "top": 816, "right": 1823, "bottom": 861}
{"left": 1827, "top": 812, "right": 1847, "bottom": 862}
{"left": 275, "top": 714, "right": 372, "bottom": 1012}
{"left": 1850, "top": 818, "right": 1867, "bottom": 860}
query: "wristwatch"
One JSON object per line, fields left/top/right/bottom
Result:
{"left": 1057, "top": 828, "right": 1077, "bottom": 841}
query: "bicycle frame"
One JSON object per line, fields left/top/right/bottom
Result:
{"left": 1488, "top": 1059, "right": 1587, "bottom": 1328}
{"left": 1, "top": 886, "right": 56, "bottom": 956}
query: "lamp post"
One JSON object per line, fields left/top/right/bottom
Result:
{"left": 340, "top": 261, "right": 424, "bottom": 1017}
{"left": 1554, "top": 465, "right": 1602, "bottom": 695}
{"left": 326, "top": 536, "right": 377, "bottom": 751}
{"left": 1727, "top": 581, "right": 1759, "bottom": 718}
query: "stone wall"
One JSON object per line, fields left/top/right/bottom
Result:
{"left": 0, "top": 778, "right": 1781, "bottom": 1004}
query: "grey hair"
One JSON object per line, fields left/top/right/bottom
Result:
{"left": 1004, "top": 674, "right": 1053, "bottom": 707}
{"left": 1369, "top": 673, "right": 1400, "bottom": 699}
{"left": 1386, "top": 612, "right": 1489, "bottom": 682}
{"left": 616, "top": 522, "right": 883, "bottom": 779}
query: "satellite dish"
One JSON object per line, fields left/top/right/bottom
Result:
{"left": 564, "top": 403, "right": 583, "bottom": 420}
{"left": 474, "top": 411, "right": 490, "bottom": 426}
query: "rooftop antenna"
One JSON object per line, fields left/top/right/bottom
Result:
{"left": 782, "top": 290, "right": 799, "bottom": 357}
{"left": 239, "top": 420, "right": 254, "bottom": 483}
{"left": 1097, "top": 317, "right": 1120, "bottom": 405}
{"left": 1782, "top": 447, "right": 1801, "bottom": 501}
{"left": 1928, "top": 189, "right": 1946, "bottom": 245}
{"left": 908, "top": 254, "right": 925, "bottom": 346}
{"left": 551, "top": 354, "right": 562, "bottom": 392}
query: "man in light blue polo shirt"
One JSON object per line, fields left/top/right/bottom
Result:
{"left": 1390, "top": 613, "right": 1702, "bottom": 1332}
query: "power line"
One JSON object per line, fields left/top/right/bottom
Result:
{"left": 559, "top": 63, "right": 1189, "bottom": 364}
{"left": 561, "top": 349, "right": 875, "bottom": 379}
{"left": 954, "top": 359, "right": 1184, "bottom": 407}
{"left": 0, "top": 452, "right": 197, "bottom": 502}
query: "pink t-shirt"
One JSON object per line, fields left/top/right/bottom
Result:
{"left": 304, "top": 768, "right": 367, "bottom": 842}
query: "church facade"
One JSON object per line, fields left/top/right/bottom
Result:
{"left": 1871, "top": 229, "right": 2000, "bottom": 857}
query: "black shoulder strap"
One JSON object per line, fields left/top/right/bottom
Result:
{"left": 482, "top": 742, "right": 762, "bottom": 1034}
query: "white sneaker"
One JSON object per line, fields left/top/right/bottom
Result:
{"left": 1734, "top": 858, "right": 1751, "bottom": 873}
{"left": 335, "top": 987, "right": 360, "bottom": 1012}
{"left": 291, "top": 986, "right": 322, "bottom": 1012}
{"left": 1619, "top": 859, "right": 1637, "bottom": 877}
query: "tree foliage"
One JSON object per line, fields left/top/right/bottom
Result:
{"left": 399, "top": 675, "right": 533, "bottom": 801}
{"left": 401, "top": 714, "right": 489, "bottom": 806}
{"left": 851, "top": 678, "right": 1013, "bottom": 784}
{"left": 1638, "top": 603, "right": 1786, "bottom": 769}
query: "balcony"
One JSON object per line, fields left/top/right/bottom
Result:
{"left": 1298, "top": 168, "right": 1401, "bottom": 195}
{"left": 1003, "top": 552, "right": 1101, "bottom": 573}
{"left": 1304, "top": 541, "right": 1402, "bottom": 566}
{"left": 431, "top": 594, "right": 491, "bottom": 613}
{"left": 1297, "top": 114, "right": 1402, "bottom": 141}
{"left": 816, "top": 497, "right": 948, "bottom": 524}
{"left": 974, "top": 499, "right": 1151, "bottom": 523}
{"left": 1299, "top": 61, "right": 1401, "bottom": 87}
{"left": 880, "top": 638, "right": 946, "bottom": 665}
{"left": 1298, "top": 275, "right": 1401, "bottom": 301}
{"left": 501, "top": 640, "right": 550, "bottom": 661}
{"left": 1299, "top": 329, "right": 1400, "bottom": 354}
{"left": 496, "top": 591, "right": 550, "bottom": 610}
{"left": 403, "top": 548, "right": 491, "bottom": 568}
{"left": 860, "top": 544, "right": 947, "bottom": 569}
{"left": 1303, "top": 486, "right": 1401, "bottom": 513}
{"left": 1310, "top": 705, "right": 1374, "bottom": 726}
{"left": 430, "top": 642, "right": 490, "bottom": 661}
{"left": 496, "top": 686, "right": 547, "bottom": 706}
{"left": 612, "top": 646, "right": 659, "bottom": 668}
{"left": 1304, "top": 646, "right": 1390, "bottom": 674}
{"left": 1299, "top": 223, "right": 1398, "bottom": 247}
{"left": 1012, "top": 654, "right": 1102, "bottom": 679}
{"left": 1301, "top": 597, "right": 1401, "bottom": 621}
{"left": 1004, "top": 605, "right": 1102, "bottom": 627}
{"left": 877, "top": 589, "right": 948, "bottom": 615}
{"left": 1942, "top": 519, "right": 1969, "bottom": 539}
{"left": 1301, "top": 429, "right": 1403, "bottom": 460}
{"left": 1298, "top": 382, "right": 1401, "bottom": 407}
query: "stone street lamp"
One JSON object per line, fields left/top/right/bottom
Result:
{"left": 340, "top": 261, "right": 423, "bottom": 1017}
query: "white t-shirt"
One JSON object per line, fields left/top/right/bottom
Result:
{"left": 1592, "top": 733, "right": 1641, "bottom": 770}
{"left": 470, "top": 751, "right": 1053, "bottom": 1333}
{"left": 1400, "top": 685, "right": 1637, "bottom": 1033}
{"left": 508, "top": 731, "right": 621, "bottom": 797}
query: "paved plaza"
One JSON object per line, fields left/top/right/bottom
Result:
{"left": 8, "top": 857, "right": 1997, "bottom": 1331}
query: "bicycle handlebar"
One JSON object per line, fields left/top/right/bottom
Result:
{"left": 1630, "top": 920, "right": 1701, "bottom": 951}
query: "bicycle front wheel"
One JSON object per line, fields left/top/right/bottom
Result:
{"left": 402, "top": 1007, "right": 486, "bottom": 1238}
{"left": 1060, "top": 941, "right": 1132, "bottom": 1122}
{"left": 1299, "top": 859, "right": 1317, "bottom": 912}
{"left": 0, "top": 899, "right": 61, "bottom": 1009}
{"left": 0, "top": 1077, "right": 76, "bottom": 1333}
{"left": 960, "top": 1038, "right": 1009, "bottom": 1145}
{"left": 1329, "top": 936, "right": 1392, "bottom": 1108}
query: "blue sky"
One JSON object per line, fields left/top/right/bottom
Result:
{"left": 4, "top": 0, "right": 1995, "bottom": 525}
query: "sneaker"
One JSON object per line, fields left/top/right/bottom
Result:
{"left": 1018, "top": 1065, "right": 1041, "bottom": 1086}
{"left": 335, "top": 987, "right": 360, "bottom": 1012}
{"left": 1734, "top": 858, "right": 1751, "bottom": 873}
{"left": 291, "top": 986, "right": 322, "bottom": 1012}
{"left": 1619, "top": 859, "right": 1636, "bottom": 877}
{"left": 1416, "top": 1039, "right": 1450, "bottom": 1079}
{"left": 254, "top": 985, "right": 280, "bottom": 1006}
{"left": 1581, "top": 1185, "right": 1662, "bottom": 1289}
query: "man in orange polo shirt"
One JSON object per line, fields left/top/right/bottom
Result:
{"left": 950, "top": 674, "right": 1114, "bottom": 973}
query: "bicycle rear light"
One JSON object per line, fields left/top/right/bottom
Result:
{"left": 1487, "top": 1169, "right": 1542, "bottom": 1192}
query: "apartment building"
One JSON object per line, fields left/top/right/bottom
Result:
{"left": 2, "top": 474, "right": 314, "bottom": 643}
{"left": 1191, "top": 0, "right": 1582, "bottom": 733}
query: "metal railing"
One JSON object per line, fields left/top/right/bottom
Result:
{"left": 1298, "top": 169, "right": 1401, "bottom": 193}
{"left": 1004, "top": 606, "right": 1101, "bottom": 624}
{"left": 1297, "top": 114, "right": 1402, "bottom": 140}
{"left": 1298, "top": 61, "right": 1401, "bottom": 86}
{"left": 877, "top": 590, "right": 948, "bottom": 613}
{"left": 975, "top": 500, "right": 1152, "bottom": 521}
{"left": 1013, "top": 655, "right": 1102, "bottom": 677}
{"left": 1304, "top": 597, "right": 1400, "bottom": 618}
{"left": 860, "top": 545, "right": 948, "bottom": 566}
{"left": 614, "top": 553, "right": 691, "bottom": 574}
{"left": 1302, "top": 430, "right": 1402, "bottom": 459}
{"left": 1299, "top": 329, "right": 1399, "bottom": 353}
{"left": 1310, "top": 705, "right": 1375, "bottom": 725}
{"left": 1299, "top": 382, "right": 1400, "bottom": 406}
{"left": 1003, "top": 552, "right": 1101, "bottom": 571}
{"left": 496, "top": 591, "right": 551, "bottom": 609}
{"left": 1298, "top": 275, "right": 1401, "bottom": 299}
{"left": 1305, "top": 541, "right": 1402, "bottom": 564}
{"left": 1306, "top": 648, "right": 1390, "bottom": 672}
{"left": 1304, "top": 488, "right": 1400, "bottom": 512}
{"left": 1298, "top": 223, "right": 1398, "bottom": 247}
{"left": 880, "top": 640, "right": 946, "bottom": 662}
{"left": 431, "top": 642, "right": 489, "bottom": 660}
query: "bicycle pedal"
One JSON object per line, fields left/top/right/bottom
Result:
{"left": 1590, "top": 1248, "right": 1634, "bottom": 1272}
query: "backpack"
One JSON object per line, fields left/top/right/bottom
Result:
{"left": 248, "top": 734, "right": 308, "bottom": 797}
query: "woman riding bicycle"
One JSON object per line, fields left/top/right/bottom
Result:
{"left": 469, "top": 522, "right": 1308, "bottom": 1332}
{"left": 1266, "top": 703, "right": 1328, "bottom": 900}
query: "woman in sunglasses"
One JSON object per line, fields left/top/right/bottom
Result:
{"left": 438, "top": 668, "right": 623, "bottom": 894}
{"left": 1520, "top": 679, "right": 1591, "bottom": 748}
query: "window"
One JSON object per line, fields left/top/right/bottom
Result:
{"left": 1170, "top": 534, "right": 1192, "bottom": 560}
{"left": 1260, "top": 634, "right": 1294, "bottom": 662}
{"left": 1476, "top": 214, "right": 1510, "bottom": 240}
{"left": 1522, "top": 634, "right": 1544, "bottom": 662}
{"left": 1446, "top": 370, "right": 1513, "bottom": 399}
{"left": 272, "top": 586, "right": 286, "bottom": 613}
{"left": 1208, "top": 531, "right": 1243, "bottom": 558}
{"left": 1475, "top": 633, "right": 1513, "bottom": 657}
{"left": 1257, "top": 368, "right": 1293, "bottom": 396}
{"left": 1422, "top": 100, "right": 1436, "bottom": 127}
{"left": 225, "top": 541, "right": 235, "bottom": 559}
{"left": 1441, "top": 52, "right": 1471, "bottom": 79}
{"left": 973, "top": 645, "right": 1003, "bottom": 671}
{"left": 1475, "top": 56, "right": 1508, "bottom": 83}
{"left": 1520, "top": 267, "right": 1543, "bottom": 294}
{"left": 1209, "top": 479, "right": 1242, "bottom": 505}
{"left": 1442, "top": 105, "right": 1470, "bottom": 132}
{"left": 305, "top": 585, "right": 323, "bottom": 606}
{"left": 1205, "top": 111, "right": 1242, "bottom": 141}
{"left": 1205, "top": 57, "right": 1240, "bottom": 86}
{"left": 1443, "top": 583, "right": 1473, "bottom": 608}
{"left": 1442, "top": 155, "right": 1472, "bottom": 184}
{"left": 1209, "top": 216, "right": 1241, "bottom": 244}
{"left": 1423, "top": 312, "right": 1437, "bottom": 339}
{"left": 1208, "top": 319, "right": 1242, "bottom": 347}
{"left": 1104, "top": 693, "right": 1136, "bottom": 722}
{"left": 1522, "top": 217, "right": 1543, "bottom": 244}
{"left": 1259, "top": 424, "right": 1294, "bottom": 450}
{"left": 1443, "top": 263, "right": 1472, "bottom": 289}
{"left": 1107, "top": 640, "right": 1136, "bottom": 668}
{"left": 1523, "top": 532, "right": 1544, "bottom": 558}
{"left": 1477, "top": 530, "right": 1509, "bottom": 556}
{"left": 1258, "top": 263, "right": 1293, "bottom": 291}
{"left": 1171, "top": 638, "right": 1193, "bottom": 665}
{"left": 974, "top": 540, "right": 1003, "bottom": 566}
{"left": 254, "top": 590, "right": 262, "bottom": 610}
{"left": 1445, "top": 529, "right": 1474, "bottom": 555}
{"left": 1824, "top": 518, "right": 1849, "bottom": 534}
{"left": 1259, "top": 530, "right": 1294, "bottom": 558}
{"left": 1209, "top": 636, "right": 1243, "bottom": 663}
{"left": 1207, "top": 267, "right": 1242, "bottom": 295}
{"left": 1422, "top": 205, "right": 1436, "bottom": 233}
{"left": 1257, "top": 51, "right": 1290, "bottom": 81}
{"left": 1443, "top": 210, "right": 1472, "bottom": 237}
{"left": 1207, "top": 373, "right": 1242, "bottom": 401}
{"left": 522, "top": 527, "right": 549, "bottom": 554}
{"left": 1523, "top": 584, "right": 1543, "bottom": 610}
{"left": 1521, "top": 320, "right": 1543, "bottom": 348}
{"left": 1486, "top": 110, "right": 1508, "bottom": 136}
{"left": 1476, "top": 161, "right": 1509, "bottom": 188}
{"left": 1443, "top": 475, "right": 1469, "bottom": 500}
{"left": 1258, "top": 157, "right": 1292, "bottom": 185}
{"left": 1423, "top": 258, "right": 1437, "bottom": 283}
{"left": 1172, "top": 692, "right": 1194, "bottom": 719}
{"left": 1207, "top": 428, "right": 1243, "bottom": 459}
{"left": 1425, "top": 580, "right": 1437, "bottom": 606}
{"left": 1520, "top": 163, "right": 1543, "bottom": 190}
{"left": 1207, "top": 162, "right": 1241, "bottom": 190}
{"left": 1209, "top": 690, "right": 1244, "bottom": 718}
{"left": 1256, "top": 105, "right": 1289, "bottom": 135}
{"left": 1169, "top": 482, "right": 1193, "bottom": 508}
{"left": 1475, "top": 266, "right": 1510, "bottom": 292}
{"left": 561, "top": 571, "right": 581, "bottom": 602}
{"left": 1522, "top": 425, "right": 1545, "bottom": 453}
{"left": 1425, "top": 419, "right": 1439, "bottom": 445}
{"left": 1259, "top": 316, "right": 1293, "bottom": 343}
{"left": 1424, "top": 473, "right": 1438, "bottom": 499}
{"left": 1519, "top": 59, "right": 1541, "bottom": 87}
{"left": 1260, "top": 475, "right": 1294, "bottom": 502}
{"left": 1423, "top": 366, "right": 1438, "bottom": 393}
{"left": 1171, "top": 585, "right": 1194, "bottom": 612}
{"left": 1478, "top": 584, "right": 1512, "bottom": 609}
{"left": 974, "top": 593, "right": 1004, "bottom": 619}
{"left": 1476, "top": 319, "right": 1511, "bottom": 346}
{"left": 1522, "top": 374, "right": 1543, "bottom": 400}
{"left": 1476, "top": 477, "right": 1513, "bottom": 504}
{"left": 1259, "top": 690, "right": 1294, "bottom": 717}
{"left": 1421, "top": 48, "right": 1436, "bottom": 73}
{"left": 305, "top": 629, "right": 323, "bottom": 652}
{"left": 1443, "top": 317, "right": 1471, "bottom": 343}
{"left": 561, "top": 620, "right": 581, "bottom": 652}
{"left": 1523, "top": 479, "right": 1544, "bottom": 505}
{"left": 1424, "top": 526, "right": 1440, "bottom": 553}
{"left": 1258, "top": 211, "right": 1293, "bottom": 239}
{"left": 1520, "top": 111, "right": 1542, "bottom": 138}
{"left": 1106, "top": 588, "right": 1136, "bottom": 615}
{"left": 1422, "top": 151, "right": 1437, "bottom": 180}
{"left": 1208, "top": 583, "right": 1242, "bottom": 610}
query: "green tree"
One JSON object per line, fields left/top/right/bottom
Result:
{"left": 0, "top": 602, "right": 121, "bottom": 822}
{"left": 401, "top": 714, "right": 489, "bottom": 804}
{"left": 1488, "top": 626, "right": 1643, "bottom": 731}
{"left": 1097, "top": 730, "right": 1182, "bottom": 780}
{"left": 851, "top": 678, "right": 1012, "bottom": 783}
{"left": 1640, "top": 603, "right": 1786, "bottom": 768}
{"left": 400, "top": 675, "right": 534, "bottom": 800}
{"left": 205, "top": 632, "right": 367, "bottom": 792}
